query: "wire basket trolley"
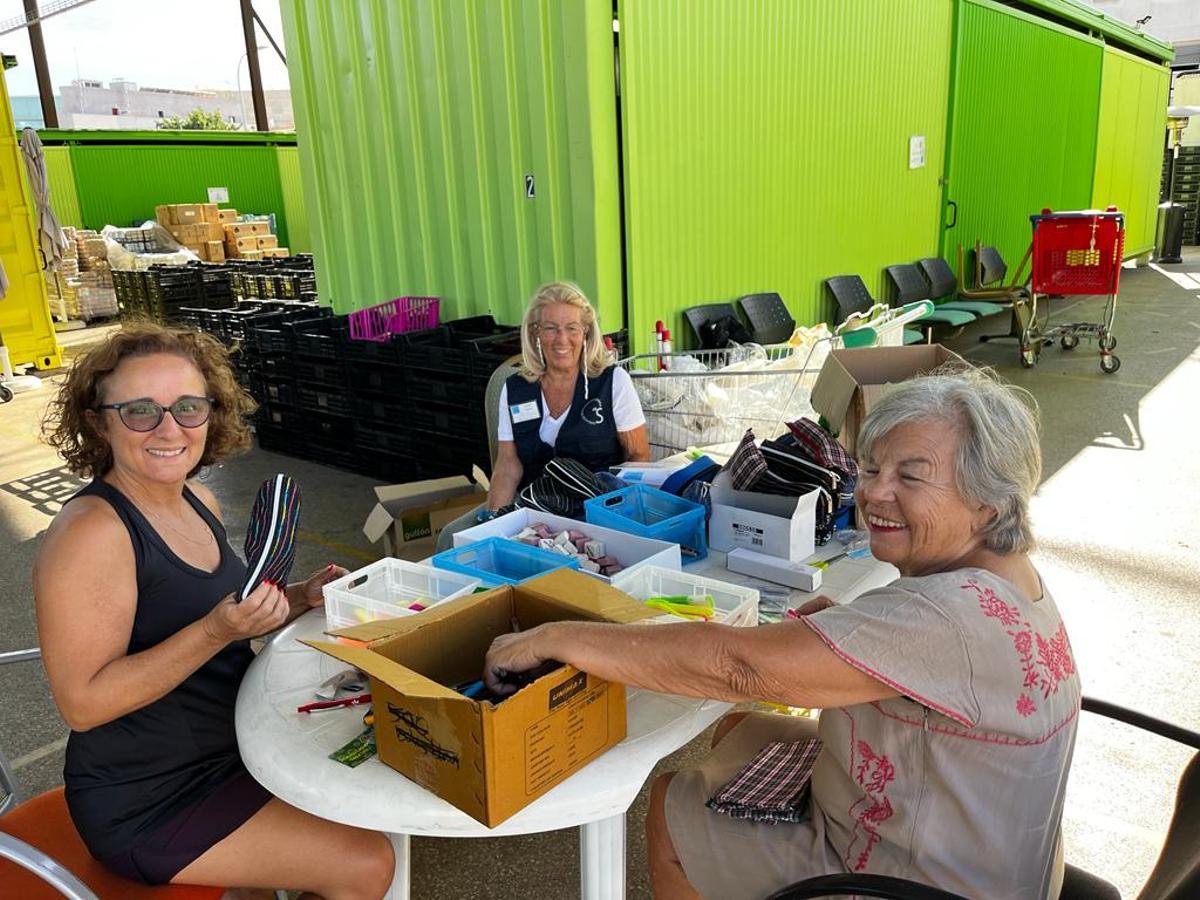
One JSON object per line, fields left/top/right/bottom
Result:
{"left": 619, "top": 301, "right": 932, "bottom": 459}
{"left": 1021, "top": 207, "right": 1125, "bottom": 374}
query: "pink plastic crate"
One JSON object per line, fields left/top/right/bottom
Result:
{"left": 348, "top": 296, "right": 440, "bottom": 342}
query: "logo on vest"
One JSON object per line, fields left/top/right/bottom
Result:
{"left": 582, "top": 398, "right": 605, "bottom": 425}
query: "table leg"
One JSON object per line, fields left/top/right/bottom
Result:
{"left": 384, "top": 833, "right": 411, "bottom": 900}
{"left": 580, "top": 812, "right": 626, "bottom": 900}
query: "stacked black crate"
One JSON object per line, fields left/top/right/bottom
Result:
{"left": 1176, "top": 147, "right": 1200, "bottom": 245}
{"left": 342, "top": 331, "right": 415, "bottom": 484}
{"left": 402, "top": 316, "right": 518, "bottom": 479}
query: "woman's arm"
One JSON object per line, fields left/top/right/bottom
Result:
{"left": 488, "top": 440, "right": 524, "bottom": 509}
{"left": 485, "top": 616, "right": 898, "bottom": 710}
{"left": 34, "top": 501, "right": 290, "bottom": 732}
{"left": 618, "top": 425, "right": 651, "bottom": 462}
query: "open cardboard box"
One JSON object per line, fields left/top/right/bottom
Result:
{"left": 707, "top": 470, "right": 819, "bottom": 561}
{"left": 810, "top": 345, "right": 966, "bottom": 455}
{"left": 304, "top": 569, "right": 656, "bottom": 827}
{"left": 363, "top": 468, "right": 489, "bottom": 559}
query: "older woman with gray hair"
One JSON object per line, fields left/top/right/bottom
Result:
{"left": 485, "top": 366, "right": 1080, "bottom": 899}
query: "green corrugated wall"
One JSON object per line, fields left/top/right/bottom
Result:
{"left": 41, "top": 145, "right": 83, "bottom": 228}
{"left": 276, "top": 146, "right": 311, "bottom": 253}
{"left": 67, "top": 144, "right": 290, "bottom": 247}
{"left": 279, "top": 0, "right": 623, "bottom": 326}
{"left": 1091, "top": 46, "right": 1169, "bottom": 258}
{"left": 942, "top": 0, "right": 1104, "bottom": 275}
{"left": 619, "top": 0, "right": 953, "bottom": 351}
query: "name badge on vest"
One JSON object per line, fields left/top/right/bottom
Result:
{"left": 510, "top": 400, "right": 541, "bottom": 424}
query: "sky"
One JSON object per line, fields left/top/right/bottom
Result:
{"left": 0, "top": 0, "right": 292, "bottom": 97}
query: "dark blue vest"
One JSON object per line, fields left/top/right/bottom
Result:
{"left": 506, "top": 367, "right": 624, "bottom": 489}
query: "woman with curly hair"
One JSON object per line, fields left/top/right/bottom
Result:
{"left": 35, "top": 323, "right": 393, "bottom": 898}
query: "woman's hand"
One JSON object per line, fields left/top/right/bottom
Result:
{"left": 203, "top": 581, "right": 290, "bottom": 645}
{"left": 288, "top": 564, "right": 349, "bottom": 613}
{"left": 484, "top": 624, "right": 556, "bottom": 695}
{"left": 792, "top": 595, "right": 836, "bottom": 617}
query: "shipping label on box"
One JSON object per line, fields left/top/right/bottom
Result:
{"left": 810, "top": 345, "right": 966, "bottom": 455}
{"left": 708, "top": 470, "right": 819, "bottom": 561}
{"left": 304, "top": 570, "right": 654, "bottom": 826}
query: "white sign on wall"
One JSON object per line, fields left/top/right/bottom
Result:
{"left": 908, "top": 136, "right": 926, "bottom": 169}
{"left": 207, "top": 186, "right": 230, "bottom": 203}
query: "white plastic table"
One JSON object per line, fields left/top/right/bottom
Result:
{"left": 235, "top": 551, "right": 896, "bottom": 899}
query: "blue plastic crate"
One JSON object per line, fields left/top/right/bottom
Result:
{"left": 431, "top": 536, "right": 579, "bottom": 587}
{"left": 584, "top": 485, "right": 708, "bottom": 560}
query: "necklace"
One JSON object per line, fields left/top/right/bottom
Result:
{"left": 142, "top": 503, "right": 216, "bottom": 548}
{"left": 114, "top": 478, "right": 215, "bottom": 548}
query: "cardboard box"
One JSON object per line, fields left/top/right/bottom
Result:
{"left": 364, "top": 472, "right": 488, "bottom": 558}
{"left": 304, "top": 569, "right": 655, "bottom": 826}
{"left": 169, "top": 203, "right": 205, "bottom": 225}
{"left": 453, "top": 508, "right": 682, "bottom": 584}
{"left": 262, "top": 247, "right": 290, "bottom": 258}
{"left": 205, "top": 240, "right": 225, "bottom": 262}
{"left": 726, "top": 547, "right": 822, "bottom": 592}
{"left": 154, "top": 204, "right": 170, "bottom": 226}
{"left": 708, "top": 470, "right": 820, "bottom": 561}
{"left": 217, "top": 208, "right": 238, "bottom": 223}
{"left": 231, "top": 234, "right": 261, "bottom": 252}
{"left": 199, "top": 203, "right": 220, "bottom": 223}
{"left": 205, "top": 222, "right": 225, "bottom": 242}
{"left": 810, "top": 345, "right": 966, "bottom": 455}
{"left": 224, "top": 220, "right": 271, "bottom": 238}
{"left": 240, "top": 249, "right": 264, "bottom": 260}
{"left": 169, "top": 223, "right": 208, "bottom": 244}
{"left": 255, "top": 234, "right": 278, "bottom": 250}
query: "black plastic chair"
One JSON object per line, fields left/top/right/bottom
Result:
{"left": 683, "top": 302, "right": 743, "bottom": 348}
{"left": 737, "top": 292, "right": 795, "bottom": 345}
{"left": 766, "top": 696, "right": 1200, "bottom": 900}
{"left": 823, "top": 275, "right": 923, "bottom": 345}
{"left": 916, "top": 257, "right": 1007, "bottom": 318}
{"left": 883, "top": 265, "right": 975, "bottom": 341}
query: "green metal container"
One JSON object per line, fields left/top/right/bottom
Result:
{"left": 1091, "top": 46, "right": 1170, "bottom": 259}
{"left": 279, "top": 0, "right": 623, "bottom": 325}
{"left": 941, "top": 0, "right": 1103, "bottom": 279}
{"left": 619, "top": 0, "right": 952, "bottom": 352}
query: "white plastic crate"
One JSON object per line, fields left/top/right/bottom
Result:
{"left": 612, "top": 565, "right": 759, "bottom": 628}
{"left": 322, "top": 558, "right": 481, "bottom": 630}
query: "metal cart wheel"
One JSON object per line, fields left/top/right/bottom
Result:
{"left": 1099, "top": 334, "right": 1117, "bottom": 351}
{"left": 1060, "top": 333, "right": 1079, "bottom": 350}
{"left": 0, "top": 384, "right": 13, "bottom": 404}
{"left": 1020, "top": 346, "right": 1037, "bottom": 368}
{"left": 1100, "top": 354, "right": 1120, "bottom": 375}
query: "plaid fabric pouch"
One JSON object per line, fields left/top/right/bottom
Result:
{"left": 786, "top": 418, "right": 857, "bottom": 480}
{"left": 706, "top": 738, "right": 823, "bottom": 825}
{"left": 722, "top": 429, "right": 768, "bottom": 490}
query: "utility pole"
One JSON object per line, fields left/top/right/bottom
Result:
{"left": 23, "top": 0, "right": 58, "bottom": 128}
{"left": 239, "top": 0, "right": 268, "bottom": 131}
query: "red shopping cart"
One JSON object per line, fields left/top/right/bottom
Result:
{"left": 1020, "top": 207, "right": 1124, "bottom": 374}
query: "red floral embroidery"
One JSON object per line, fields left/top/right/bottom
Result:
{"left": 962, "top": 579, "right": 1077, "bottom": 716}
{"left": 846, "top": 738, "right": 896, "bottom": 871}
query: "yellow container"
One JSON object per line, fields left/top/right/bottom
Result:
{"left": 0, "top": 68, "right": 63, "bottom": 370}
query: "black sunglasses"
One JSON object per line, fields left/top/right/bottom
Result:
{"left": 96, "top": 396, "right": 216, "bottom": 432}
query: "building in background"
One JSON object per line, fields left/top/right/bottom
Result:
{"left": 56, "top": 78, "right": 294, "bottom": 131}
{"left": 10, "top": 94, "right": 47, "bottom": 129}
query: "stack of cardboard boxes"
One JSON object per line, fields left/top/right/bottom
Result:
{"left": 72, "top": 228, "right": 119, "bottom": 320}
{"left": 154, "top": 203, "right": 289, "bottom": 262}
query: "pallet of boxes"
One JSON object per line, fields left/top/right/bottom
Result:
{"left": 222, "top": 218, "right": 288, "bottom": 260}
{"left": 156, "top": 203, "right": 230, "bottom": 262}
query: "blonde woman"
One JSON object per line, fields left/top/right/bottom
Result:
{"left": 436, "top": 282, "right": 649, "bottom": 548}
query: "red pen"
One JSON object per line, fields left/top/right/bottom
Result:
{"left": 297, "top": 694, "right": 372, "bottom": 714}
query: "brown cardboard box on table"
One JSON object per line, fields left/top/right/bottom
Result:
{"left": 363, "top": 471, "right": 488, "bottom": 559}
{"left": 217, "top": 208, "right": 239, "bottom": 223}
{"left": 205, "top": 240, "right": 225, "bottom": 262}
{"left": 304, "top": 568, "right": 656, "bottom": 827}
{"left": 231, "top": 235, "right": 261, "bottom": 253}
{"left": 810, "top": 345, "right": 966, "bottom": 455}
{"left": 255, "top": 234, "right": 278, "bottom": 251}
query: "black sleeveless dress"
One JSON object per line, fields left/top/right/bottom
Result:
{"left": 62, "top": 479, "right": 271, "bottom": 884}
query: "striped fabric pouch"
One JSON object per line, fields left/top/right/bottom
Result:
{"left": 706, "top": 738, "right": 823, "bottom": 824}
{"left": 240, "top": 473, "right": 302, "bottom": 601}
